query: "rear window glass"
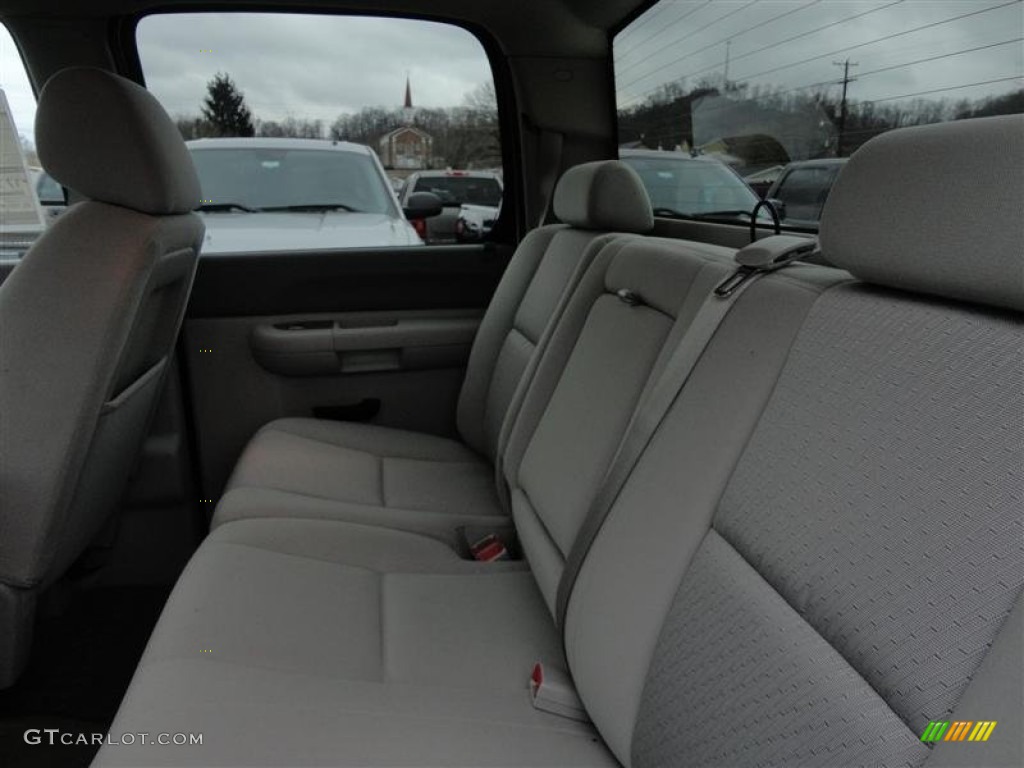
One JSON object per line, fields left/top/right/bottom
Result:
{"left": 620, "top": 153, "right": 759, "bottom": 215}
{"left": 412, "top": 176, "right": 502, "bottom": 206}
{"left": 772, "top": 165, "right": 841, "bottom": 222}
{"left": 614, "top": 0, "right": 1024, "bottom": 230}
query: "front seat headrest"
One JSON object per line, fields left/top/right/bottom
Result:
{"left": 35, "top": 66, "right": 201, "bottom": 216}
{"left": 820, "top": 114, "right": 1023, "bottom": 312}
{"left": 553, "top": 160, "right": 654, "bottom": 233}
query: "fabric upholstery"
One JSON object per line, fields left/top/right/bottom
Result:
{"left": 213, "top": 418, "right": 503, "bottom": 527}
{"left": 564, "top": 271, "right": 843, "bottom": 761}
{"left": 0, "top": 205, "right": 202, "bottom": 588}
{"left": 95, "top": 518, "right": 617, "bottom": 767}
{"left": 632, "top": 531, "right": 927, "bottom": 768}
{"left": 35, "top": 67, "right": 200, "bottom": 215}
{"left": 507, "top": 238, "right": 734, "bottom": 613}
{"left": 552, "top": 160, "right": 654, "bottom": 233}
{"left": 2, "top": 68, "right": 203, "bottom": 686}
{"left": 820, "top": 114, "right": 1023, "bottom": 311}
{"left": 100, "top": 117, "right": 1022, "bottom": 768}
{"left": 218, "top": 167, "right": 646, "bottom": 532}
{"left": 713, "top": 285, "right": 1024, "bottom": 734}
{"left": 456, "top": 225, "right": 563, "bottom": 457}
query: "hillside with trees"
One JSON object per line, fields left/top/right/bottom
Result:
{"left": 175, "top": 76, "right": 499, "bottom": 169}
{"left": 618, "top": 76, "right": 1024, "bottom": 162}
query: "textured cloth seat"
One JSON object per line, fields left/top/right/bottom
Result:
{"left": 0, "top": 67, "right": 204, "bottom": 686}
{"left": 99, "top": 116, "right": 1023, "bottom": 768}
{"left": 212, "top": 160, "right": 654, "bottom": 534}
{"left": 215, "top": 418, "right": 503, "bottom": 533}
{"left": 95, "top": 518, "right": 618, "bottom": 767}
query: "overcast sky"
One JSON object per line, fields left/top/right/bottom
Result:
{"left": 0, "top": 13, "right": 493, "bottom": 143}
{"left": 616, "top": 0, "right": 1023, "bottom": 108}
{"left": 2, "top": 1, "right": 1022, "bottom": 145}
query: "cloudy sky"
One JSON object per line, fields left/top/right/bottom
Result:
{"left": 2, "top": 1, "right": 1022, "bottom": 144}
{"left": 616, "top": 0, "right": 1023, "bottom": 108}
{"left": 0, "top": 13, "right": 493, "bottom": 143}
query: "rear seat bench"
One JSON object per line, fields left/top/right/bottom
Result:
{"left": 95, "top": 116, "right": 1022, "bottom": 767}
{"left": 213, "top": 160, "right": 658, "bottom": 541}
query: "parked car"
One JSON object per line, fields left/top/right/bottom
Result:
{"left": 455, "top": 201, "right": 500, "bottom": 242}
{"left": 619, "top": 148, "right": 770, "bottom": 223}
{"left": 187, "top": 138, "right": 438, "bottom": 253}
{"left": 28, "top": 167, "right": 66, "bottom": 223}
{"left": 765, "top": 158, "right": 848, "bottom": 228}
{"left": 399, "top": 170, "right": 503, "bottom": 244}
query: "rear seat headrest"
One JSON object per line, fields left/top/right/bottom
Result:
{"left": 35, "top": 67, "right": 201, "bottom": 216}
{"left": 820, "top": 114, "right": 1023, "bottom": 311}
{"left": 553, "top": 160, "right": 654, "bottom": 233}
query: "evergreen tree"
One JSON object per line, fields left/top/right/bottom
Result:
{"left": 201, "top": 73, "right": 255, "bottom": 137}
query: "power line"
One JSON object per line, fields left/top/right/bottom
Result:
{"left": 731, "top": 0, "right": 1023, "bottom": 83}
{"left": 767, "top": 37, "right": 1024, "bottom": 97}
{"left": 621, "top": 0, "right": 1022, "bottom": 107}
{"left": 619, "top": 0, "right": 906, "bottom": 104}
{"left": 627, "top": 45, "right": 1024, "bottom": 127}
{"left": 834, "top": 59, "right": 859, "bottom": 155}
{"left": 614, "top": 1, "right": 680, "bottom": 57}
{"left": 618, "top": 0, "right": 759, "bottom": 76}
{"left": 618, "top": 0, "right": 822, "bottom": 88}
{"left": 866, "top": 75, "right": 1023, "bottom": 104}
{"left": 615, "top": 1, "right": 714, "bottom": 63}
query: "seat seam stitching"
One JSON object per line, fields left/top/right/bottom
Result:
{"left": 222, "top": 484, "right": 505, "bottom": 518}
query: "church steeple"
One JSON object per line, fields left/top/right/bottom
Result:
{"left": 402, "top": 75, "right": 415, "bottom": 125}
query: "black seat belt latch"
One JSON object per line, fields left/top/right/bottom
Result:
{"left": 715, "top": 235, "right": 818, "bottom": 298}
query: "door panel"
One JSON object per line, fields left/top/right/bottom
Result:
{"left": 186, "top": 308, "right": 482, "bottom": 498}
{"left": 180, "top": 243, "right": 512, "bottom": 500}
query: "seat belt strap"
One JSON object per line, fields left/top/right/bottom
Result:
{"left": 536, "top": 129, "right": 564, "bottom": 227}
{"left": 554, "top": 235, "right": 817, "bottom": 630}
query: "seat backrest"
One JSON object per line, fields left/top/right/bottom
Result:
{"left": 563, "top": 115, "right": 1023, "bottom": 767}
{"left": 503, "top": 233, "right": 739, "bottom": 613}
{"left": 455, "top": 160, "right": 653, "bottom": 462}
{"left": 0, "top": 67, "right": 204, "bottom": 685}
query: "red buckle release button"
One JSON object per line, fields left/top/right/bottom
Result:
{"left": 470, "top": 534, "right": 509, "bottom": 562}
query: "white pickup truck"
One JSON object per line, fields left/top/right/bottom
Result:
{"left": 455, "top": 201, "right": 500, "bottom": 242}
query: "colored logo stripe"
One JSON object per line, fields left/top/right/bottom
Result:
{"left": 920, "top": 720, "right": 997, "bottom": 743}
{"left": 969, "top": 721, "right": 998, "bottom": 742}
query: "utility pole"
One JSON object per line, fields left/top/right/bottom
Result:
{"left": 724, "top": 40, "right": 731, "bottom": 90}
{"left": 833, "top": 59, "right": 858, "bottom": 156}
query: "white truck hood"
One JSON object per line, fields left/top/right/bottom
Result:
{"left": 198, "top": 211, "right": 423, "bottom": 254}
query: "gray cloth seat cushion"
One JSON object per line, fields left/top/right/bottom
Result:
{"left": 94, "top": 517, "right": 617, "bottom": 767}
{"left": 214, "top": 418, "right": 502, "bottom": 530}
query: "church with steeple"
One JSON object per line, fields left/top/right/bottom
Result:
{"left": 378, "top": 77, "right": 433, "bottom": 170}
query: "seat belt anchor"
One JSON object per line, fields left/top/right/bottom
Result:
{"left": 529, "top": 662, "right": 591, "bottom": 722}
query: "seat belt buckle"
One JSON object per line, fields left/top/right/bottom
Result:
{"left": 469, "top": 533, "right": 509, "bottom": 562}
{"left": 529, "top": 662, "right": 591, "bottom": 722}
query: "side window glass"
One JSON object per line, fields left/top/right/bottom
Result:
{"left": 137, "top": 14, "right": 503, "bottom": 253}
{"left": 0, "top": 23, "right": 51, "bottom": 259}
{"left": 614, "top": 1, "right": 1024, "bottom": 231}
